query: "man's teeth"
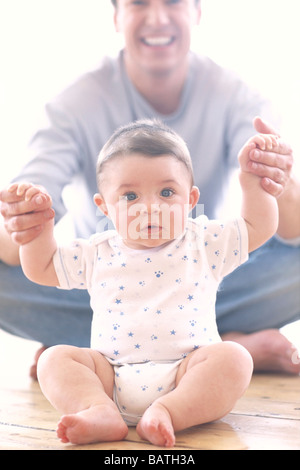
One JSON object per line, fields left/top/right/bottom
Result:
{"left": 143, "top": 36, "right": 173, "bottom": 46}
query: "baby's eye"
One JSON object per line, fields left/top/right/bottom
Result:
{"left": 124, "top": 192, "right": 138, "bottom": 201}
{"left": 160, "top": 188, "right": 174, "bottom": 198}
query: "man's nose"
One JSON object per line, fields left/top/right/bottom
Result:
{"left": 145, "top": 3, "right": 170, "bottom": 27}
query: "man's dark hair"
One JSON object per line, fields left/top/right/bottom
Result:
{"left": 111, "top": 0, "right": 201, "bottom": 7}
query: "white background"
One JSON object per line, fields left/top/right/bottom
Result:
{"left": 0, "top": 0, "right": 299, "bottom": 350}
{"left": 0, "top": 0, "right": 299, "bottom": 188}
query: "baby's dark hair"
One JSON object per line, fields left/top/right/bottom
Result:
{"left": 96, "top": 119, "right": 194, "bottom": 190}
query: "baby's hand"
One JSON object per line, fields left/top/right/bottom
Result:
{"left": 7, "top": 182, "right": 51, "bottom": 206}
{"left": 239, "top": 134, "right": 279, "bottom": 173}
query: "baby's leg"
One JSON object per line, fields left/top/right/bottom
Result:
{"left": 137, "top": 342, "right": 253, "bottom": 447}
{"left": 37, "top": 345, "right": 128, "bottom": 445}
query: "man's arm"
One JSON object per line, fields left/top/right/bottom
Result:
{"left": 238, "top": 135, "right": 279, "bottom": 252}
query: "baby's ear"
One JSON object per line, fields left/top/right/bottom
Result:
{"left": 189, "top": 186, "right": 200, "bottom": 211}
{"left": 94, "top": 193, "right": 110, "bottom": 218}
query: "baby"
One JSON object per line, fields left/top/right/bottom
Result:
{"left": 9, "top": 119, "right": 279, "bottom": 447}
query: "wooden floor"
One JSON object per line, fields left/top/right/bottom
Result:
{"left": 0, "top": 330, "right": 300, "bottom": 451}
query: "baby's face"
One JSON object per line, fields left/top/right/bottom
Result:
{"left": 94, "top": 154, "right": 199, "bottom": 250}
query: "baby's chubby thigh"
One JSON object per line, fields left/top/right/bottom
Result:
{"left": 175, "top": 341, "right": 253, "bottom": 400}
{"left": 113, "top": 360, "right": 183, "bottom": 426}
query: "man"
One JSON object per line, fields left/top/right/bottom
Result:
{"left": 0, "top": 0, "right": 299, "bottom": 376}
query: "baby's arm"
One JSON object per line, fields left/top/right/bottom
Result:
{"left": 9, "top": 183, "right": 59, "bottom": 286}
{"left": 238, "top": 135, "right": 279, "bottom": 252}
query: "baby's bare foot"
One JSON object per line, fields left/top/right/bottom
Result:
{"left": 57, "top": 404, "right": 128, "bottom": 445}
{"left": 137, "top": 402, "right": 175, "bottom": 447}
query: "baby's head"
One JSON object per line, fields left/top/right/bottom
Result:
{"left": 94, "top": 119, "right": 199, "bottom": 250}
{"left": 96, "top": 119, "right": 194, "bottom": 191}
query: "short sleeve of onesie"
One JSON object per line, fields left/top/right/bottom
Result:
{"left": 53, "top": 231, "right": 114, "bottom": 290}
{"left": 194, "top": 215, "right": 249, "bottom": 282}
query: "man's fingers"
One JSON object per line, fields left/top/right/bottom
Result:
{"left": 253, "top": 116, "right": 280, "bottom": 137}
{"left": 260, "top": 177, "right": 284, "bottom": 198}
{"left": 4, "top": 209, "right": 55, "bottom": 234}
{"left": 11, "top": 225, "right": 44, "bottom": 246}
{"left": 247, "top": 160, "right": 285, "bottom": 184}
{"left": 249, "top": 148, "right": 293, "bottom": 172}
{"left": 0, "top": 193, "right": 52, "bottom": 218}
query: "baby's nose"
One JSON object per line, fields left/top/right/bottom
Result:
{"left": 142, "top": 202, "right": 161, "bottom": 215}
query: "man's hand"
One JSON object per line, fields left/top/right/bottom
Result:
{"left": 0, "top": 183, "right": 55, "bottom": 245}
{"left": 247, "top": 116, "right": 294, "bottom": 198}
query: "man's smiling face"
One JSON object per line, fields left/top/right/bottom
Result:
{"left": 114, "top": 0, "right": 201, "bottom": 78}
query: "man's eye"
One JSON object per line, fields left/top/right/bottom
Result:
{"left": 131, "top": 0, "right": 146, "bottom": 5}
{"left": 124, "top": 192, "right": 138, "bottom": 201}
{"left": 161, "top": 188, "right": 174, "bottom": 198}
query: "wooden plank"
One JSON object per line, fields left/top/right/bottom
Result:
{"left": 0, "top": 384, "right": 61, "bottom": 428}
{"left": 1, "top": 412, "right": 299, "bottom": 451}
{"left": 243, "top": 373, "right": 300, "bottom": 399}
{"left": 177, "top": 414, "right": 300, "bottom": 450}
{"left": 233, "top": 373, "right": 300, "bottom": 420}
{"left": 233, "top": 397, "right": 300, "bottom": 420}
{"left": 1, "top": 379, "right": 299, "bottom": 450}
{"left": 0, "top": 375, "right": 299, "bottom": 450}
{"left": 1, "top": 331, "right": 300, "bottom": 450}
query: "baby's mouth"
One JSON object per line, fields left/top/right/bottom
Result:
{"left": 140, "top": 224, "right": 162, "bottom": 238}
{"left": 146, "top": 224, "right": 161, "bottom": 232}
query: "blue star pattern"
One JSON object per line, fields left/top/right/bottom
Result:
{"left": 113, "top": 360, "right": 182, "bottom": 422}
{"left": 54, "top": 216, "right": 248, "bottom": 375}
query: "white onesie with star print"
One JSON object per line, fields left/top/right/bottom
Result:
{"left": 53, "top": 215, "right": 248, "bottom": 424}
